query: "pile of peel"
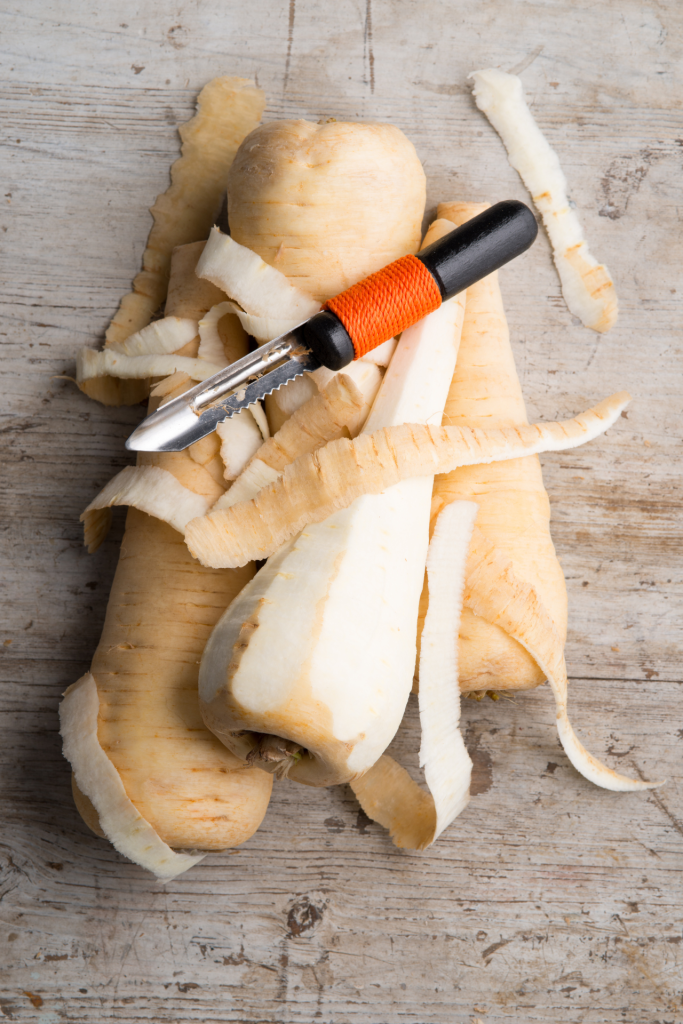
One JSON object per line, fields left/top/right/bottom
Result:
{"left": 61, "top": 72, "right": 660, "bottom": 880}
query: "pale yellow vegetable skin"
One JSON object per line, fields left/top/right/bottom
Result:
{"left": 227, "top": 119, "right": 426, "bottom": 302}
{"left": 75, "top": 243, "right": 272, "bottom": 850}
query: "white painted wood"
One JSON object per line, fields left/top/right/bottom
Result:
{"left": 1, "top": 1, "right": 682, "bottom": 1020}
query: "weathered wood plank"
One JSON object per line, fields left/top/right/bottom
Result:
{"left": 1, "top": 0, "right": 682, "bottom": 1020}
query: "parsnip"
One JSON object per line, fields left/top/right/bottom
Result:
{"left": 226, "top": 118, "right": 425, "bottom": 427}
{"left": 83, "top": 77, "right": 264, "bottom": 407}
{"left": 186, "top": 391, "right": 629, "bottom": 569}
{"left": 421, "top": 202, "right": 568, "bottom": 692}
{"left": 62, "top": 242, "right": 272, "bottom": 862}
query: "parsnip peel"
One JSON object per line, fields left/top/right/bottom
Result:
{"left": 105, "top": 78, "right": 265, "bottom": 349}
{"left": 223, "top": 301, "right": 304, "bottom": 345}
{"left": 419, "top": 501, "right": 476, "bottom": 837}
{"left": 470, "top": 68, "right": 618, "bottom": 333}
{"left": 198, "top": 303, "right": 234, "bottom": 367}
{"left": 216, "top": 411, "right": 265, "bottom": 481}
{"left": 107, "top": 317, "right": 199, "bottom": 357}
{"left": 77, "top": 349, "right": 223, "bottom": 383}
{"left": 186, "top": 392, "right": 630, "bottom": 568}
{"left": 197, "top": 228, "right": 321, "bottom": 320}
{"left": 81, "top": 466, "right": 211, "bottom": 551}
{"left": 59, "top": 674, "right": 206, "bottom": 879}
{"left": 464, "top": 526, "right": 663, "bottom": 791}
{"left": 352, "top": 501, "right": 477, "bottom": 850}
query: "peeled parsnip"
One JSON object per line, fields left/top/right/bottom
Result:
{"left": 226, "top": 118, "right": 426, "bottom": 428}
{"left": 198, "top": 214, "right": 467, "bottom": 787}
{"left": 421, "top": 201, "right": 569, "bottom": 692}
{"left": 199, "top": 296, "right": 467, "bottom": 786}
{"left": 62, "top": 242, "right": 272, "bottom": 863}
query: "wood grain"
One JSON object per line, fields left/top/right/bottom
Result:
{"left": 1, "top": 1, "right": 682, "bottom": 1020}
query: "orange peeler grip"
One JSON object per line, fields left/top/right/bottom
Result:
{"left": 323, "top": 254, "right": 443, "bottom": 359}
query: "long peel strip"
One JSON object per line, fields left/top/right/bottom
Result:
{"left": 185, "top": 391, "right": 630, "bottom": 568}
{"left": 464, "top": 527, "right": 663, "bottom": 791}
{"left": 351, "top": 502, "right": 476, "bottom": 849}
{"left": 470, "top": 68, "right": 618, "bottom": 333}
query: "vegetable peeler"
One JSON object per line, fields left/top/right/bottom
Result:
{"left": 126, "top": 200, "right": 537, "bottom": 452}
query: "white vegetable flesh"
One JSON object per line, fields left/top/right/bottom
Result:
{"left": 60, "top": 674, "right": 206, "bottom": 879}
{"left": 198, "top": 287, "right": 467, "bottom": 787}
{"left": 470, "top": 68, "right": 617, "bottom": 333}
{"left": 196, "top": 228, "right": 321, "bottom": 320}
{"left": 198, "top": 302, "right": 233, "bottom": 366}
{"left": 351, "top": 501, "right": 477, "bottom": 848}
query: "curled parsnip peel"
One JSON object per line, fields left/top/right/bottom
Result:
{"left": 470, "top": 68, "right": 617, "bottom": 333}
{"left": 216, "top": 411, "right": 266, "bottom": 480}
{"left": 186, "top": 392, "right": 630, "bottom": 568}
{"left": 198, "top": 302, "right": 234, "bottom": 366}
{"left": 211, "top": 374, "right": 366, "bottom": 511}
{"left": 464, "top": 527, "right": 663, "bottom": 791}
{"left": 223, "top": 302, "right": 304, "bottom": 345}
{"left": 106, "top": 317, "right": 199, "bottom": 357}
{"left": 85, "top": 78, "right": 263, "bottom": 407}
{"left": 81, "top": 466, "right": 211, "bottom": 552}
{"left": 352, "top": 501, "right": 477, "bottom": 849}
{"left": 197, "top": 228, "right": 321, "bottom": 320}
{"left": 104, "top": 79, "right": 265, "bottom": 348}
{"left": 60, "top": 674, "right": 206, "bottom": 880}
{"left": 77, "top": 349, "right": 223, "bottom": 383}
{"left": 188, "top": 433, "right": 225, "bottom": 488}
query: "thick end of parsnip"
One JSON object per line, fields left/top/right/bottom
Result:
{"left": 61, "top": 674, "right": 209, "bottom": 879}
{"left": 227, "top": 119, "right": 426, "bottom": 301}
{"left": 69, "top": 240, "right": 273, "bottom": 855}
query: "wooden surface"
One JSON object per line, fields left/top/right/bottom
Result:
{"left": 2, "top": 1, "right": 682, "bottom": 1020}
